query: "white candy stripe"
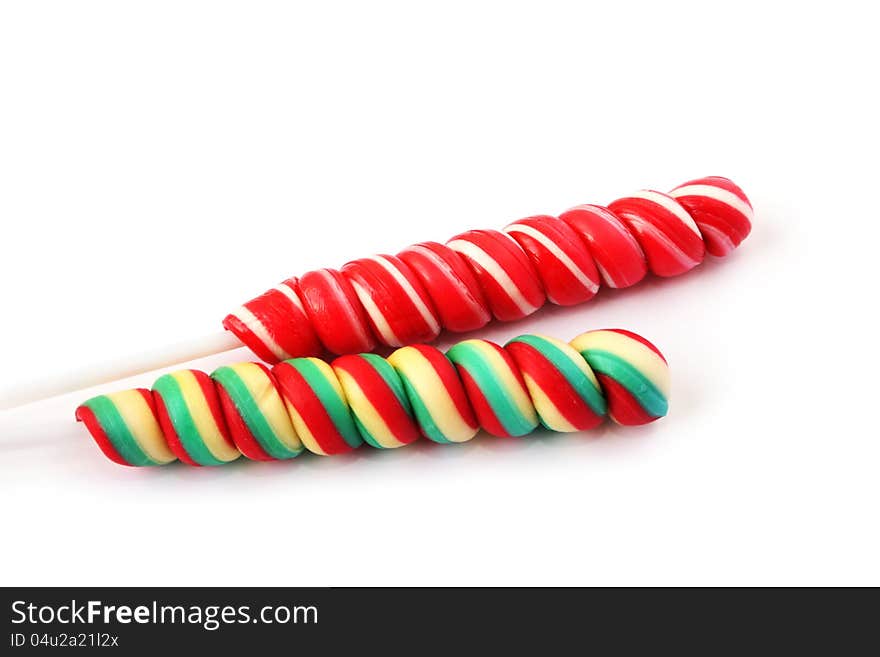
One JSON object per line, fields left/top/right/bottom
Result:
{"left": 274, "top": 282, "right": 305, "bottom": 313}
{"left": 669, "top": 184, "right": 754, "bottom": 222}
{"left": 447, "top": 239, "right": 540, "bottom": 317}
{"left": 350, "top": 280, "right": 402, "bottom": 346}
{"left": 568, "top": 204, "right": 644, "bottom": 251}
{"left": 694, "top": 223, "right": 736, "bottom": 255}
{"left": 593, "top": 260, "right": 618, "bottom": 288}
{"left": 406, "top": 245, "right": 486, "bottom": 309}
{"left": 316, "top": 269, "right": 373, "bottom": 347}
{"left": 505, "top": 223, "right": 599, "bottom": 294}
{"left": 371, "top": 255, "right": 440, "bottom": 333}
{"left": 628, "top": 190, "right": 702, "bottom": 236}
{"left": 499, "top": 230, "right": 526, "bottom": 251}
{"left": 627, "top": 217, "right": 701, "bottom": 270}
{"left": 408, "top": 245, "right": 466, "bottom": 292}
{"left": 231, "top": 305, "right": 290, "bottom": 361}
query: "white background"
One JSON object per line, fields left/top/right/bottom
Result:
{"left": 1, "top": 1, "right": 878, "bottom": 586}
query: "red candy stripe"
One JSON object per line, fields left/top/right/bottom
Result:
{"left": 504, "top": 215, "right": 601, "bottom": 306}
{"left": 669, "top": 176, "right": 753, "bottom": 257}
{"left": 408, "top": 345, "right": 478, "bottom": 433}
{"left": 456, "top": 368, "right": 511, "bottom": 438}
{"left": 398, "top": 242, "right": 491, "bottom": 333}
{"left": 152, "top": 391, "right": 199, "bottom": 466}
{"left": 342, "top": 255, "right": 441, "bottom": 347}
{"left": 447, "top": 229, "right": 546, "bottom": 322}
{"left": 298, "top": 268, "right": 376, "bottom": 356}
{"left": 596, "top": 375, "right": 656, "bottom": 426}
{"left": 74, "top": 404, "right": 131, "bottom": 466}
{"left": 215, "top": 368, "right": 274, "bottom": 462}
{"left": 505, "top": 341, "right": 604, "bottom": 431}
{"left": 271, "top": 360, "right": 357, "bottom": 455}
{"left": 193, "top": 370, "right": 236, "bottom": 451}
{"left": 607, "top": 191, "right": 706, "bottom": 277}
{"left": 603, "top": 328, "right": 667, "bottom": 363}
{"left": 222, "top": 278, "right": 321, "bottom": 364}
{"left": 331, "top": 354, "right": 421, "bottom": 446}
{"left": 559, "top": 204, "right": 648, "bottom": 289}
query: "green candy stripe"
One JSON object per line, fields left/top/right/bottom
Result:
{"left": 358, "top": 353, "right": 412, "bottom": 413}
{"left": 212, "top": 366, "right": 301, "bottom": 460}
{"left": 84, "top": 396, "right": 156, "bottom": 467}
{"left": 447, "top": 342, "right": 537, "bottom": 437}
{"left": 285, "top": 358, "right": 362, "bottom": 449}
{"left": 346, "top": 354, "right": 411, "bottom": 449}
{"left": 351, "top": 354, "right": 409, "bottom": 449}
{"left": 581, "top": 350, "right": 668, "bottom": 418}
{"left": 152, "top": 374, "right": 226, "bottom": 466}
{"left": 510, "top": 335, "right": 607, "bottom": 417}
{"left": 396, "top": 372, "right": 454, "bottom": 444}
{"left": 350, "top": 415, "right": 383, "bottom": 449}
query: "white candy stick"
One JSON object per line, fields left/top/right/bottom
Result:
{"left": 0, "top": 331, "right": 243, "bottom": 411}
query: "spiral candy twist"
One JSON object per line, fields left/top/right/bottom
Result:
{"left": 75, "top": 329, "right": 671, "bottom": 467}
{"left": 224, "top": 176, "right": 752, "bottom": 363}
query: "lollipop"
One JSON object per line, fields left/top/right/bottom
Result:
{"left": 226, "top": 176, "right": 751, "bottom": 362}
{"left": 75, "top": 329, "right": 671, "bottom": 467}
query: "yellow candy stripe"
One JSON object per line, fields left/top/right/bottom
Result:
{"left": 520, "top": 373, "right": 578, "bottom": 433}
{"left": 313, "top": 357, "right": 346, "bottom": 400}
{"left": 232, "top": 363, "right": 302, "bottom": 453}
{"left": 387, "top": 346, "right": 476, "bottom": 443}
{"left": 333, "top": 367, "right": 408, "bottom": 449}
{"left": 106, "top": 390, "right": 176, "bottom": 464}
{"left": 283, "top": 399, "right": 326, "bottom": 456}
{"left": 281, "top": 357, "right": 345, "bottom": 456}
{"left": 468, "top": 339, "right": 537, "bottom": 425}
{"left": 538, "top": 334, "right": 602, "bottom": 389}
{"left": 171, "top": 370, "right": 240, "bottom": 462}
{"left": 569, "top": 330, "right": 670, "bottom": 397}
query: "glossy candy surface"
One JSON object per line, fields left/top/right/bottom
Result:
{"left": 77, "top": 329, "right": 670, "bottom": 466}
{"left": 225, "top": 177, "right": 751, "bottom": 363}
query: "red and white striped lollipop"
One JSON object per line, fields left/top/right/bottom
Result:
{"left": 1, "top": 175, "right": 752, "bottom": 410}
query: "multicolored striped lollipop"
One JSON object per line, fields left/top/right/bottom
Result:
{"left": 75, "top": 328, "right": 671, "bottom": 468}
